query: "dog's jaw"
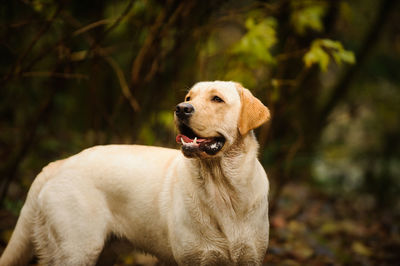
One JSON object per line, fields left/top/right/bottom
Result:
{"left": 175, "top": 121, "right": 226, "bottom": 158}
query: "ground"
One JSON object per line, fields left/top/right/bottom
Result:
{"left": 1, "top": 183, "right": 399, "bottom": 265}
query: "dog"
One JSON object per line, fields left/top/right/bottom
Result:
{"left": 0, "top": 81, "right": 270, "bottom": 265}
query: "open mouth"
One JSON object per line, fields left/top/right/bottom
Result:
{"left": 176, "top": 123, "right": 225, "bottom": 156}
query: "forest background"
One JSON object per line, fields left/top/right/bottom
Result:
{"left": 0, "top": 0, "right": 399, "bottom": 265}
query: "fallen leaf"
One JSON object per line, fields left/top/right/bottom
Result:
{"left": 319, "top": 221, "right": 339, "bottom": 235}
{"left": 288, "top": 220, "right": 306, "bottom": 234}
{"left": 352, "top": 241, "right": 372, "bottom": 257}
{"left": 271, "top": 215, "right": 287, "bottom": 228}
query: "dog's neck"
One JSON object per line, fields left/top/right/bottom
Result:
{"left": 185, "top": 131, "right": 260, "bottom": 215}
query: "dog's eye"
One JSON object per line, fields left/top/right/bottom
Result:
{"left": 185, "top": 96, "right": 191, "bottom": 101}
{"left": 212, "top": 96, "right": 224, "bottom": 103}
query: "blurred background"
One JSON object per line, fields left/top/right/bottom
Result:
{"left": 0, "top": 0, "right": 399, "bottom": 265}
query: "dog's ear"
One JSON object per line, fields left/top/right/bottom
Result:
{"left": 236, "top": 84, "right": 270, "bottom": 135}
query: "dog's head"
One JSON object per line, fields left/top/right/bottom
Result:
{"left": 175, "top": 81, "right": 270, "bottom": 158}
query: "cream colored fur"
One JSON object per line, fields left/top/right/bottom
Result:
{"left": 0, "top": 81, "right": 270, "bottom": 266}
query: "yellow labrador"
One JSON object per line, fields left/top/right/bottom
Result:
{"left": 0, "top": 81, "right": 270, "bottom": 265}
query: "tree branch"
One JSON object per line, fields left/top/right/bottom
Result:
{"left": 2, "top": 4, "right": 63, "bottom": 84}
{"left": 22, "top": 71, "right": 88, "bottom": 80}
{"left": 103, "top": 55, "right": 140, "bottom": 112}
{"left": 318, "top": 0, "right": 397, "bottom": 126}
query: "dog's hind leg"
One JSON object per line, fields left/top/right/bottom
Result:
{"left": 32, "top": 206, "right": 107, "bottom": 266}
{"left": 33, "top": 182, "right": 110, "bottom": 266}
{"left": 33, "top": 209, "right": 108, "bottom": 265}
{"left": 0, "top": 204, "right": 34, "bottom": 266}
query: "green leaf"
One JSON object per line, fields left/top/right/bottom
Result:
{"left": 303, "top": 44, "right": 330, "bottom": 71}
{"left": 231, "top": 17, "right": 277, "bottom": 65}
{"left": 340, "top": 50, "right": 356, "bottom": 64}
{"left": 291, "top": 1, "right": 327, "bottom": 35}
{"left": 303, "top": 39, "right": 356, "bottom": 71}
{"left": 320, "top": 39, "right": 342, "bottom": 49}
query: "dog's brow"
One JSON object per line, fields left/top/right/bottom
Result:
{"left": 208, "top": 88, "right": 224, "bottom": 97}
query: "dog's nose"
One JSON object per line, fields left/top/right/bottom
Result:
{"left": 175, "top": 103, "right": 195, "bottom": 119}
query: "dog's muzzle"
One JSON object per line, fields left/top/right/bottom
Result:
{"left": 175, "top": 103, "right": 195, "bottom": 121}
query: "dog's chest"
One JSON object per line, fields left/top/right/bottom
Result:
{"left": 178, "top": 224, "right": 262, "bottom": 265}
{"left": 177, "top": 208, "right": 264, "bottom": 264}
{"left": 173, "top": 160, "right": 269, "bottom": 264}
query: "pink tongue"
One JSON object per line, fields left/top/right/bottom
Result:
{"left": 176, "top": 134, "right": 207, "bottom": 144}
